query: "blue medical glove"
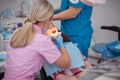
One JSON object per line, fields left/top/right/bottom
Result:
{"left": 54, "top": 9, "right": 59, "bottom": 14}
{"left": 53, "top": 34, "right": 64, "bottom": 48}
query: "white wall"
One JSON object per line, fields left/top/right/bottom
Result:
{"left": 0, "top": 0, "right": 32, "bottom": 17}
{"left": 92, "top": 0, "right": 120, "bottom": 43}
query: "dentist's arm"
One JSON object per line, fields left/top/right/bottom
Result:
{"left": 54, "top": 46, "right": 70, "bottom": 69}
{"left": 53, "top": 7, "right": 82, "bottom": 20}
{"left": 53, "top": 34, "right": 70, "bottom": 69}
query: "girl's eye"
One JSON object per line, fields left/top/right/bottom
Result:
{"left": 49, "top": 27, "right": 52, "bottom": 29}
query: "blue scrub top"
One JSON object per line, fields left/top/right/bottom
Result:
{"left": 60, "top": 0, "right": 94, "bottom": 36}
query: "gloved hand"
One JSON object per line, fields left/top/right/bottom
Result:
{"left": 54, "top": 9, "right": 59, "bottom": 14}
{"left": 52, "top": 33, "right": 64, "bottom": 48}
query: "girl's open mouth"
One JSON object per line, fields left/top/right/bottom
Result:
{"left": 52, "top": 30, "right": 56, "bottom": 33}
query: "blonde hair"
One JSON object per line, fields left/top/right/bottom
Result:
{"left": 10, "top": 0, "right": 54, "bottom": 48}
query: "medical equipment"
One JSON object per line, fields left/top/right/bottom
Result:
{"left": 80, "top": 56, "right": 120, "bottom": 73}
{"left": 0, "top": 9, "right": 11, "bottom": 19}
{"left": 92, "top": 26, "right": 120, "bottom": 63}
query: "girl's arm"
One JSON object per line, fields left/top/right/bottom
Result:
{"left": 84, "top": 60, "right": 92, "bottom": 68}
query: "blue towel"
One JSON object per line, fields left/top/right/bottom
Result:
{"left": 43, "top": 42, "right": 85, "bottom": 76}
{"left": 0, "top": 52, "right": 6, "bottom": 64}
{"left": 2, "top": 31, "right": 12, "bottom": 39}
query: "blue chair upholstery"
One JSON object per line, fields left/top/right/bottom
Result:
{"left": 107, "top": 40, "right": 120, "bottom": 56}
{"left": 92, "top": 42, "right": 119, "bottom": 59}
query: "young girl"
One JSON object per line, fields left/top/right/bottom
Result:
{"left": 3, "top": 0, "right": 70, "bottom": 80}
{"left": 44, "top": 24, "right": 92, "bottom": 80}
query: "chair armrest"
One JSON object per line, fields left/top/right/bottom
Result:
{"left": 101, "top": 26, "right": 120, "bottom": 40}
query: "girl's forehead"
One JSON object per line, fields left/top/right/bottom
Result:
{"left": 49, "top": 25, "right": 56, "bottom": 29}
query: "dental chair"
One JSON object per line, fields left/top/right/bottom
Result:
{"left": 92, "top": 26, "right": 120, "bottom": 63}
{"left": 40, "top": 67, "right": 53, "bottom": 80}
{"left": 0, "top": 51, "right": 6, "bottom": 80}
